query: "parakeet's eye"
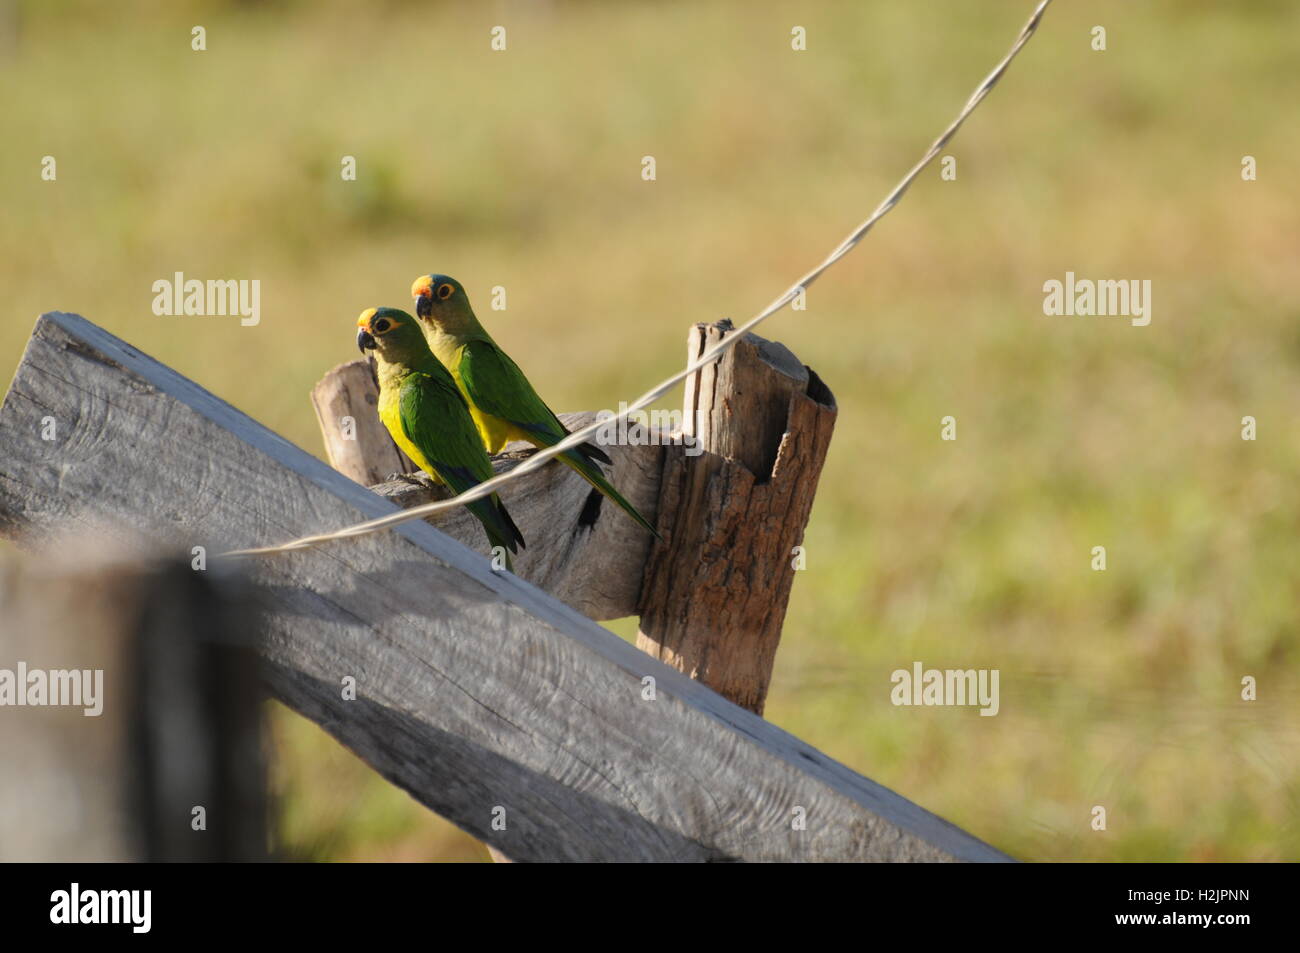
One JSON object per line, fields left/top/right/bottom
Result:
{"left": 372, "top": 317, "right": 391, "bottom": 334}
{"left": 437, "top": 283, "right": 454, "bottom": 300}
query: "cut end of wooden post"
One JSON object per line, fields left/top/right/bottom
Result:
{"left": 311, "top": 359, "right": 414, "bottom": 485}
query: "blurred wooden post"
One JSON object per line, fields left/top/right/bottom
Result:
{"left": 0, "top": 551, "right": 266, "bottom": 861}
{"left": 636, "top": 321, "right": 837, "bottom": 715}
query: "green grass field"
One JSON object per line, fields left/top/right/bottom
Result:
{"left": 2, "top": 0, "right": 1297, "bottom": 861}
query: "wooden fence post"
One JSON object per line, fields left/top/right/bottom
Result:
{"left": 0, "top": 551, "right": 265, "bottom": 861}
{"left": 636, "top": 321, "right": 837, "bottom": 714}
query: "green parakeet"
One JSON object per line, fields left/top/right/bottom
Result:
{"left": 410, "top": 274, "right": 659, "bottom": 538}
{"left": 355, "top": 307, "right": 525, "bottom": 568}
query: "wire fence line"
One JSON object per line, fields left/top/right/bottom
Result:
{"left": 222, "top": 0, "right": 1055, "bottom": 560}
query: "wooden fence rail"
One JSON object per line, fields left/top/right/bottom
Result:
{"left": 0, "top": 312, "right": 1010, "bottom": 862}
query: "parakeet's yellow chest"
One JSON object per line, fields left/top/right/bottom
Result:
{"left": 468, "top": 404, "right": 515, "bottom": 454}
{"left": 438, "top": 345, "right": 515, "bottom": 454}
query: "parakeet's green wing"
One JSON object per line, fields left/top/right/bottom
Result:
{"left": 398, "top": 372, "right": 524, "bottom": 554}
{"left": 459, "top": 341, "right": 569, "bottom": 441}
{"left": 459, "top": 339, "right": 612, "bottom": 464}
{"left": 458, "top": 339, "right": 658, "bottom": 538}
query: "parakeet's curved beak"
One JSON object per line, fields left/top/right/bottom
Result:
{"left": 412, "top": 276, "right": 434, "bottom": 319}
{"left": 356, "top": 328, "right": 376, "bottom": 352}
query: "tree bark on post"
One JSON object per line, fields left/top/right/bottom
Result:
{"left": 636, "top": 321, "right": 837, "bottom": 715}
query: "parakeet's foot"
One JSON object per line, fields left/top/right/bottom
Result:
{"left": 391, "top": 471, "right": 436, "bottom": 488}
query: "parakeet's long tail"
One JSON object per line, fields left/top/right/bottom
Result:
{"left": 467, "top": 493, "right": 526, "bottom": 569}
{"left": 578, "top": 441, "right": 612, "bottom": 466}
{"left": 559, "top": 449, "right": 661, "bottom": 539}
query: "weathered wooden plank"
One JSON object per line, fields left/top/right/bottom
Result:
{"left": 0, "top": 312, "right": 1011, "bottom": 862}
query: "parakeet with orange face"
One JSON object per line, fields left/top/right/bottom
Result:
{"left": 355, "top": 306, "right": 525, "bottom": 568}
{"left": 410, "top": 274, "right": 658, "bottom": 537}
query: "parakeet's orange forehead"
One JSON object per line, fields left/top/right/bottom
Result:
{"left": 357, "top": 307, "right": 378, "bottom": 327}
{"left": 411, "top": 275, "right": 433, "bottom": 298}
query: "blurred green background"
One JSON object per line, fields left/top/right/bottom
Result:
{"left": 2, "top": 0, "right": 1297, "bottom": 861}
